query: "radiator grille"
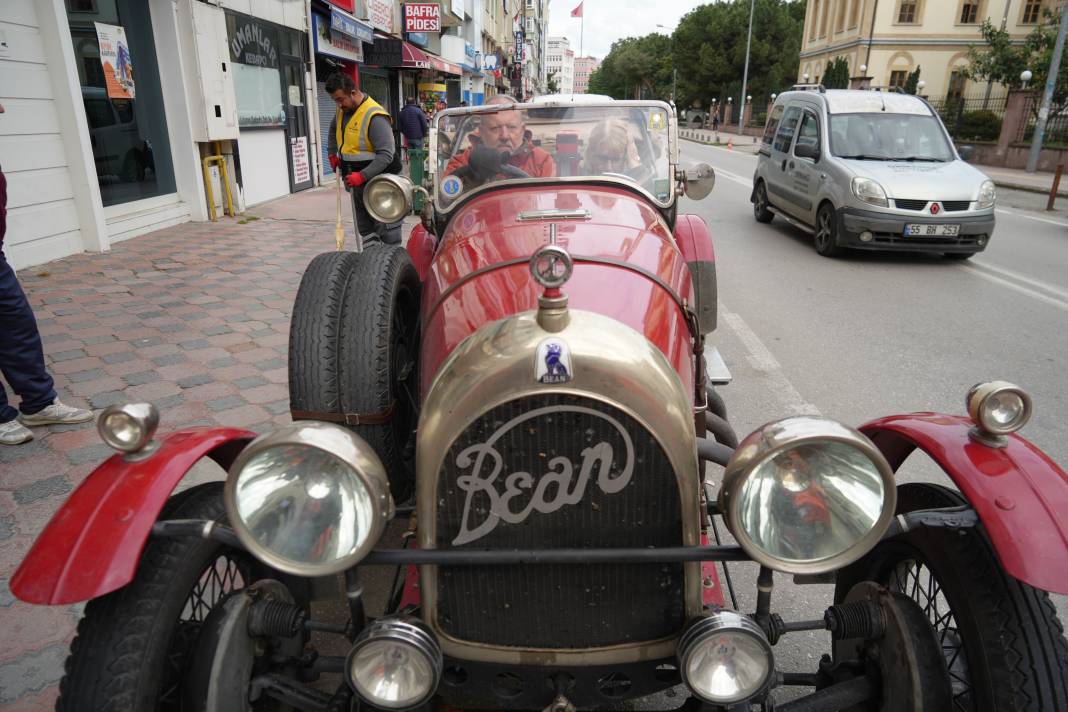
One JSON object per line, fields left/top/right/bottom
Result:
{"left": 895, "top": 199, "right": 928, "bottom": 210}
{"left": 941, "top": 200, "right": 971, "bottom": 211}
{"left": 434, "top": 393, "right": 685, "bottom": 649}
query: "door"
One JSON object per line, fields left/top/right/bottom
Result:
{"left": 282, "top": 56, "right": 313, "bottom": 192}
{"left": 787, "top": 110, "right": 821, "bottom": 223}
{"left": 767, "top": 105, "right": 802, "bottom": 218}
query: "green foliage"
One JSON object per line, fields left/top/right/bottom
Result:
{"left": 904, "top": 66, "right": 921, "bottom": 94}
{"left": 966, "top": 12, "right": 1068, "bottom": 115}
{"left": 822, "top": 57, "right": 850, "bottom": 89}
{"left": 589, "top": 0, "right": 805, "bottom": 108}
{"left": 956, "top": 109, "right": 1003, "bottom": 141}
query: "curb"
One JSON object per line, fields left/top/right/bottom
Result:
{"left": 990, "top": 179, "right": 1068, "bottom": 198}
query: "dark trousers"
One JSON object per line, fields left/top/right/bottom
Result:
{"left": 349, "top": 184, "right": 402, "bottom": 246}
{"left": 0, "top": 171, "right": 57, "bottom": 422}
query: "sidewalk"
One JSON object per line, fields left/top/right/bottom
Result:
{"left": 0, "top": 186, "right": 415, "bottom": 710}
{"left": 678, "top": 127, "right": 762, "bottom": 154}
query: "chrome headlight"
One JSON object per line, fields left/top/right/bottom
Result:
{"left": 224, "top": 422, "right": 393, "bottom": 576}
{"left": 976, "top": 179, "right": 996, "bottom": 210}
{"left": 347, "top": 617, "right": 443, "bottom": 709}
{"left": 678, "top": 612, "right": 774, "bottom": 704}
{"left": 364, "top": 174, "right": 414, "bottom": 224}
{"left": 968, "top": 381, "right": 1032, "bottom": 436}
{"left": 719, "top": 416, "right": 896, "bottom": 574}
{"left": 851, "top": 177, "right": 888, "bottom": 207}
{"left": 98, "top": 402, "right": 159, "bottom": 453}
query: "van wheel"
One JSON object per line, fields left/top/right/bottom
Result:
{"left": 753, "top": 181, "right": 774, "bottom": 223}
{"left": 814, "top": 203, "right": 843, "bottom": 257}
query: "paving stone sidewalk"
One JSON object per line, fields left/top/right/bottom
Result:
{"left": 0, "top": 188, "right": 409, "bottom": 710}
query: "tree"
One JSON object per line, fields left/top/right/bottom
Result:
{"left": 822, "top": 57, "right": 850, "bottom": 88}
{"left": 904, "top": 66, "right": 922, "bottom": 94}
{"left": 965, "top": 12, "right": 1068, "bottom": 116}
{"left": 546, "top": 72, "right": 560, "bottom": 95}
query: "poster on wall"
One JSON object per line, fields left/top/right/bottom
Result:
{"left": 313, "top": 12, "right": 363, "bottom": 63}
{"left": 94, "top": 22, "right": 135, "bottom": 99}
{"left": 291, "top": 137, "right": 310, "bottom": 184}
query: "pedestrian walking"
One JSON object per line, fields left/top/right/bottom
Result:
{"left": 398, "top": 96, "right": 429, "bottom": 155}
{"left": 711, "top": 111, "right": 720, "bottom": 132}
{"left": 0, "top": 102, "right": 93, "bottom": 445}
{"left": 325, "top": 73, "right": 404, "bottom": 246}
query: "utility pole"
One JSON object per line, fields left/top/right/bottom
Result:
{"left": 1027, "top": 4, "right": 1068, "bottom": 173}
{"left": 739, "top": 0, "right": 755, "bottom": 129}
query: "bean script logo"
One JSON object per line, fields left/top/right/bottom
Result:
{"left": 451, "top": 405, "right": 635, "bottom": 545}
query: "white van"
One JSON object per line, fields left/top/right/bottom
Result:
{"left": 751, "top": 86, "right": 996, "bottom": 259}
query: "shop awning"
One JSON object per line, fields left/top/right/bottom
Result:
{"left": 428, "top": 55, "right": 463, "bottom": 76}
{"left": 403, "top": 42, "right": 432, "bottom": 69}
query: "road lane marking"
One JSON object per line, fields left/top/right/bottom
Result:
{"left": 995, "top": 207, "right": 1068, "bottom": 228}
{"left": 967, "top": 261, "right": 1068, "bottom": 301}
{"left": 720, "top": 305, "right": 822, "bottom": 416}
{"left": 958, "top": 264, "right": 1068, "bottom": 312}
{"left": 712, "top": 168, "right": 754, "bottom": 189}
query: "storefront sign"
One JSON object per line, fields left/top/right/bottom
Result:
{"left": 291, "top": 136, "right": 311, "bottom": 184}
{"left": 229, "top": 16, "right": 278, "bottom": 67}
{"left": 408, "top": 32, "right": 428, "bottom": 47}
{"left": 404, "top": 3, "right": 441, "bottom": 33}
{"left": 514, "top": 31, "right": 524, "bottom": 62}
{"left": 429, "top": 55, "right": 462, "bottom": 75}
{"left": 449, "top": 0, "right": 464, "bottom": 20}
{"left": 313, "top": 12, "right": 363, "bottom": 63}
{"left": 366, "top": 0, "right": 394, "bottom": 32}
{"left": 94, "top": 22, "right": 135, "bottom": 99}
{"left": 482, "top": 53, "right": 498, "bottom": 71}
{"left": 330, "top": 7, "right": 373, "bottom": 44}
{"left": 323, "top": 0, "right": 355, "bottom": 11}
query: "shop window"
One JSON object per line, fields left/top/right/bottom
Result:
{"left": 67, "top": 0, "right": 176, "bottom": 207}
{"left": 897, "top": 0, "right": 918, "bottom": 23}
{"left": 960, "top": 1, "right": 980, "bottom": 23}
{"left": 889, "top": 70, "right": 908, "bottom": 88}
{"left": 1021, "top": 0, "right": 1043, "bottom": 23}
{"left": 226, "top": 13, "right": 285, "bottom": 127}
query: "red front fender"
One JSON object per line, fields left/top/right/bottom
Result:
{"left": 10, "top": 427, "right": 255, "bottom": 605}
{"left": 861, "top": 413, "right": 1068, "bottom": 595}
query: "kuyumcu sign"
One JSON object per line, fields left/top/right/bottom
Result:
{"left": 404, "top": 3, "right": 441, "bottom": 33}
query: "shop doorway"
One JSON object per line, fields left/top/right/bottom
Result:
{"left": 282, "top": 55, "right": 312, "bottom": 192}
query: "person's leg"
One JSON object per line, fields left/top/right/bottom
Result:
{"left": 350, "top": 185, "right": 379, "bottom": 245}
{"left": 0, "top": 249, "right": 57, "bottom": 415}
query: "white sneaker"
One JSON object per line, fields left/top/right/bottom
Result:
{"left": 1, "top": 419, "right": 34, "bottom": 445}
{"left": 18, "top": 398, "right": 94, "bottom": 427}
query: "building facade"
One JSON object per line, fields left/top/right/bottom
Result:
{"left": 521, "top": 0, "right": 549, "bottom": 97}
{"left": 799, "top": 0, "right": 1059, "bottom": 99}
{"left": 1, "top": 0, "right": 521, "bottom": 270}
{"left": 573, "top": 55, "right": 599, "bottom": 94}
{"left": 546, "top": 36, "right": 574, "bottom": 94}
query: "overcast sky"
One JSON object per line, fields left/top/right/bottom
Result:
{"left": 545, "top": 0, "right": 708, "bottom": 60}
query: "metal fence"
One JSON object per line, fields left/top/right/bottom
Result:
{"left": 927, "top": 88, "right": 1009, "bottom": 142}
{"left": 1014, "top": 93, "right": 1068, "bottom": 146}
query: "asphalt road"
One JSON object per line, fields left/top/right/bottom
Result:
{"left": 669, "top": 139, "right": 1068, "bottom": 707}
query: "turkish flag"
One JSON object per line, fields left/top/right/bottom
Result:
{"left": 571, "top": 2, "right": 583, "bottom": 17}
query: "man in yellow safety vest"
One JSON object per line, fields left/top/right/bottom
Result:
{"left": 326, "top": 73, "right": 403, "bottom": 245}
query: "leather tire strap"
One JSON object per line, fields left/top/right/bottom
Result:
{"left": 291, "top": 400, "right": 396, "bottom": 426}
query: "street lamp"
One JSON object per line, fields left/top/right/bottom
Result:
{"left": 802, "top": 72, "right": 810, "bottom": 82}
{"left": 771, "top": 93, "right": 777, "bottom": 101}
{"left": 859, "top": 64, "right": 867, "bottom": 75}
{"left": 1021, "top": 69, "right": 1033, "bottom": 89}
{"left": 917, "top": 79, "right": 926, "bottom": 93}
{"left": 746, "top": 95, "right": 752, "bottom": 102}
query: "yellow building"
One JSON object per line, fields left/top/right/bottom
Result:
{"left": 799, "top": 0, "right": 1060, "bottom": 99}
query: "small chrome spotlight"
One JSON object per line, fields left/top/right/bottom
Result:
{"left": 678, "top": 611, "right": 775, "bottom": 705}
{"left": 346, "top": 617, "right": 443, "bottom": 709}
{"left": 98, "top": 402, "right": 159, "bottom": 453}
{"left": 967, "top": 381, "right": 1032, "bottom": 445}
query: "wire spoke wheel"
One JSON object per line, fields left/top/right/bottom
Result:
{"left": 888, "top": 558, "right": 973, "bottom": 711}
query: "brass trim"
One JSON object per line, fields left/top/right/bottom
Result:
{"left": 416, "top": 309, "right": 701, "bottom": 664}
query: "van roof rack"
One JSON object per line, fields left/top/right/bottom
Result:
{"left": 791, "top": 83, "right": 826, "bottom": 93}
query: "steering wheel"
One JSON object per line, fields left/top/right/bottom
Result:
{"left": 499, "top": 164, "right": 530, "bottom": 179}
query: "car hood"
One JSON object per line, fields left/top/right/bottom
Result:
{"left": 419, "top": 185, "right": 694, "bottom": 397}
{"left": 840, "top": 158, "right": 989, "bottom": 201}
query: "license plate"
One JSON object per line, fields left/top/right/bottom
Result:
{"left": 904, "top": 223, "right": 960, "bottom": 237}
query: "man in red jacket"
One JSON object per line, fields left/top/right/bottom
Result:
{"left": 445, "top": 95, "right": 554, "bottom": 187}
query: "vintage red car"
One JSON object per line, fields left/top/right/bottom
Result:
{"left": 10, "top": 99, "right": 1068, "bottom": 711}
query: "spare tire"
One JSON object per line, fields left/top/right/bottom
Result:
{"left": 289, "top": 246, "right": 420, "bottom": 503}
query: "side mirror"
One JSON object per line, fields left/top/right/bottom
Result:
{"left": 683, "top": 163, "right": 716, "bottom": 200}
{"left": 957, "top": 145, "right": 974, "bottom": 161}
{"left": 795, "top": 142, "right": 820, "bottom": 161}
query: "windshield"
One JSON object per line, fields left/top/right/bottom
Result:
{"left": 433, "top": 102, "right": 674, "bottom": 208}
{"left": 829, "top": 113, "right": 954, "bottom": 162}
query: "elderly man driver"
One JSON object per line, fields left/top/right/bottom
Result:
{"left": 445, "top": 95, "right": 554, "bottom": 186}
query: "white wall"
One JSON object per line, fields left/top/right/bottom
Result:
{"left": 218, "top": 0, "right": 307, "bottom": 32}
{"left": 0, "top": 0, "right": 95, "bottom": 270}
{"left": 237, "top": 128, "right": 290, "bottom": 205}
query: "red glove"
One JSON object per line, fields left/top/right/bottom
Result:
{"left": 329, "top": 154, "right": 340, "bottom": 170}
{"left": 345, "top": 172, "right": 366, "bottom": 188}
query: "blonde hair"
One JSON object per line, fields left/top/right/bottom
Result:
{"left": 587, "top": 119, "right": 639, "bottom": 169}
